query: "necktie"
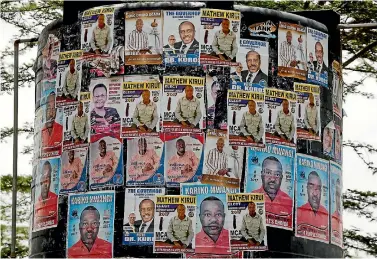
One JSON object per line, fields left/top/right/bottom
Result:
{"left": 247, "top": 73, "right": 253, "bottom": 83}
{"left": 181, "top": 44, "right": 187, "bottom": 54}
{"left": 317, "top": 64, "right": 321, "bottom": 73}
{"left": 139, "top": 223, "right": 147, "bottom": 233}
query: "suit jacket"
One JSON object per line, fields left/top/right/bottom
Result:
{"left": 173, "top": 39, "right": 199, "bottom": 54}
{"left": 164, "top": 44, "right": 175, "bottom": 54}
{"left": 240, "top": 70, "right": 268, "bottom": 85}
{"left": 124, "top": 222, "right": 139, "bottom": 232}
{"left": 313, "top": 61, "right": 328, "bottom": 74}
{"left": 134, "top": 219, "right": 154, "bottom": 233}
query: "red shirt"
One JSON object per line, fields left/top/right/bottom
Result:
{"left": 42, "top": 122, "right": 63, "bottom": 148}
{"left": 68, "top": 238, "right": 112, "bottom": 258}
{"left": 195, "top": 228, "right": 231, "bottom": 255}
{"left": 252, "top": 187, "right": 293, "bottom": 216}
{"left": 34, "top": 191, "right": 58, "bottom": 229}
{"left": 331, "top": 211, "right": 342, "bottom": 240}
{"left": 296, "top": 202, "right": 328, "bottom": 229}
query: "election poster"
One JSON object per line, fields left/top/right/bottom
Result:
{"left": 33, "top": 157, "right": 60, "bottom": 232}
{"left": 153, "top": 195, "right": 197, "bottom": 253}
{"left": 307, "top": 28, "right": 328, "bottom": 87}
{"left": 41, "top": 102, "right": 63, "bottom": 158}
{"left": 60, "top": 148, "right": 88, "bottom": 194}
{"left": 184, "top": 252, "right": 242, "bottom": 259}
{"left": 123, "top": 188, "right": 165, "bottom": 246}
{"left": 40, "top": 79, "right": 57, "bottom": 107}
{"left": 205, "top": 65, "right": 230, "bottom": 129}
{"left": 278, "top": 22, "right": 307, "bottom": 80}
{"left": 164, "top": 133, "right": 204, "bottom": 188}
{"left": 294, "top": 83, "right": 321, "bottom": 141}
{"left": 245, "top": 144, "right": 295, "bottom": 230}
{"left": 89, "top": 134, "right": 123, "bottom": 189}
{"left": 199, "top": 9, "right": 240, "bottom": 66}
{"left": 163, "top": 10, "right": 201, "bottom": 66}
{"left": 332, "top": 60, "right": 343, "bottom": 118}
{"left": 121, "top": 76, "right": 161, "bottom": 137}
{"left": 67, "top": 191, "right": 115, "bottom": 258}
{"left": 125, "top": 10, "right": 163, "bottom": 65}
{"left": 42, "top": 34, "right": 60, "bottom": 81}
{"left": 55, "top": 50, "right": 83, "bottom": 107}
{"left": 228, "top": 82, "right": 265, "bottom": 147}
{"left": 227, "top": 193, "right": 268, "bottom": 251}
{"left": 296, "top": 154, "right": 329, "bottom": 243}
{"left": 81, "top": 7, "right": 115, "bottom": 55}
{"left": 264, "top": 88, "right": 297, "bottom": 147}
{"left": 126, "top": 135, "right": 165, "bottom": 187}
{"left": 162, "top": 76, "right": 205, "bottom": 133}
{"left": 334, "top": 114, "right": 342, "bottom": 164}
{"left": 89, "top": 77, "right": 123, "bottom": 139}
{"left": 330, "top": 161, "right": 343, "bottom": 248}
{"left": 33, "top": 107, "right": 44, "bottom": 161}
{"left": 62, "top": 102, "right": 90, "bottom": 151}
{"left": 230, "top": 39, "right": 268, "bottom": 87}
{"left": 195, "top": 193, "right": 231, "bottom": 255}
{"left": 181, "top": 183, "right": 240, "bottom": 195}
{"left": 202, "top": 129, "right": 245, "bottom": 189}
{"left": 323, "top": 122, "right": 335, "bottom": 158}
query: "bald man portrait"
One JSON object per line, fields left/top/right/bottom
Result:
{"left": 173, "top": 21, "right": 199, "bottom": 55}
{"left": 205, "top": 138, "right": 232, "bottom": 177}
{"left": 127, "top": 18, "right": 150, "bottom": 54}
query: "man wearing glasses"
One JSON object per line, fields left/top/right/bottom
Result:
{"left": 68, "top": 206, "right": 112, "bottom": 258}
{"left": 135, "top": 199, "right": 155, "bottom": 233}
{"left": 252, "top": 156, "right": 293, "bottom": 220}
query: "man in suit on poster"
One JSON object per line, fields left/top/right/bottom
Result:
{"left": 174, "top": 21, "right": 199, "bottom": 54}
{"left": 241, "top": 51, "right": 267, "bottom": 85}
{"left": 135, "top": 198, "right": 155, "bottom": 233}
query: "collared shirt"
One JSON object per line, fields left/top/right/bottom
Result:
{"left": 90, "top": 24, "right": 112, "bottom": 53}
{"left": 132, "top": 101, "right": 158, "bottom": 129}
{"left": 212, "top": 30, "right": 238, "bottom": 59}
{"left": 61, "top": 157, "right": 83, "bottom": 190}
{"left": 240, "top": 213, "right": 265, "bottom": 243}
{"left": 274, "top": 110, "right": 295, "bottom": 140}
{"left": 92, "top": 151, "right": 117, "bottom": 183}
{"left": 304, "top": 104, "right": 318, "bottom": 132}
{"left": 252, "top": 187, "right": 293, "bottom": 218}
{"left": 245, "top": 70, "right": 260, "bottom": 83}
{"left": 195, "top": 228, "right": 231, "bottom": 255}
{"left": 167, "top": 151, "right": 199, "bottom": 183}
{"left": 167, "top": 216, "right": 194, "bottom": 246}
{"left": 127, "top": 30, "right": 149, "bottom": 51}
{"left": 34, "top": 191, "right": 58, "bottom": 228}
{"left": 179, "top": 41, "right": 193, "bottom": 54}
{"left": 175, "top": 96, "right": 201, "bottom": 126}
{"left": 279, "top": 41, "right": 297, "bottom": 67}
{"left": 205, "top": 148, "right": 228, "bottom": 175}
{"left": 41, "top": 121, "right": 63, "bottom": 148}
{"left": 240, "top": 111, "right": 264, "bottom": 141}
{"left": 67, "top": 238, "right": 112, "bottom": 258}
{"left": 296, "top": 202, "right": 329, "bottom": 229}
{"left": 63, "top": 70, "right": 79, "bottom": 98}
{"left": 128, "top": 149, "right": 160, "bottom": 181}
{"left": 72, "top": 113, "right": 89, "bottom": 140}
{"left": 90, "top": 107, "right": 121, "bottom": 126}
{"left": 139, "top": 219, "right": 153, "bottom": 233}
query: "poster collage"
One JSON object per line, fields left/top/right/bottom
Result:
{"left": 31, "top": 5, "right": 343, "bottom": 258}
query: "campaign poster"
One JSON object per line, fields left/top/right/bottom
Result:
{"left": 164, "top": 133, "right": 204, "bottom": 188}
{"left": 154, "top": 195, "right": 197, "bottom": 253}
{"left": 296, "top": 154, "right": 329, "bottom": 243}
{"left": 199, "top": 9, "right": 240, "bottom": 66}
{"left": 125, "top": 10, "right": 163, "bottom": 65}
{"left": 181, "top": 183, "right": 240, "bottom": 195}
{"left": 163, "top": 10, "right": 201, "bottom": 66}
{"left": 334, "top": 114, "right": 342, "bottom": 164}
{"left": 89, "top": 134, "right": 123, "bottom": 189}
{"left": 332, "top": 60, "right": 343, "bottom": 118}
{"left": 323, "top": 122, "right": 335, "bottom": 158}
{"left": 40, "top": 79, "right": 57, "bottom": 107}
{"left": 33, "top": 157, "right": 60, "bottom": 232}
{"left": 227, "top": 193, "right": 268, "bottom": 251}
{"left": 55, "top": 50, "right": 83, "bottom": 107}
{"left": 122, "top": 188, "right": 165, "bottom": 246}
{"left": 81, "top": 7, "right": 115, "bottom": 55}
{"left": 42, "top": 34, "right": 60, "bottom": 81}
{"left": 205, "top": 66, "right": 230, "bottom": 129}
{"left": 202, "top": 129, "right": 245, "bottom": 189}
{"left": 126, "top": 135, "right": 165, "bottom": 187}
{"left": 67, "top": 191, "right": 115, "bottom": 258}
{"left": 245, "top": 144, "right": 295, "bottom": 230}
{"left": 264, "top": 88, "right": 297, "bottom": 147}
{"left": 227, "top": 83, "right": 265, "bottom": 147}
{"left": 246, "top": 20, "right": 277, "bottom": 39}
{"left": 230, "top": 39, "right": 268, "bottom": 87}
{"left": 162, "top": 76, "right": 205, "bottom": 133}
{"left": 60, "top": 148, "right": 88, "bottom": 194}
{"left": 62, "top": 102, "right": 90, "bottom": 151}
{"left": 278, "top": 22, "right": 307, "bottom": 80}
{"left": 33, "top": 107, "right": 44, "bottom": 161}
{"left": 294, "top": 83, "right": 321, "bottom": 141}
{"left": 330, "top": 161, "right": 343, "bottom": 248}
{"left": 195, "top": 193, "right": 231, "bottom": 255}
{"left": 307, "top": 28, "right": 328, "bottom": 87}
{"left": 89, "top": 77, "right": 123, "bottom": 139}
{"left": 184, "top": 252, "right": 242, "bottom": 259}
{"left": 121, "top": 76, "right": 161, "bottom": 137}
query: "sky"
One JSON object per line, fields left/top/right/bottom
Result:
{"left": 1, "top": 12, "right": 377, "bottom": 257}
